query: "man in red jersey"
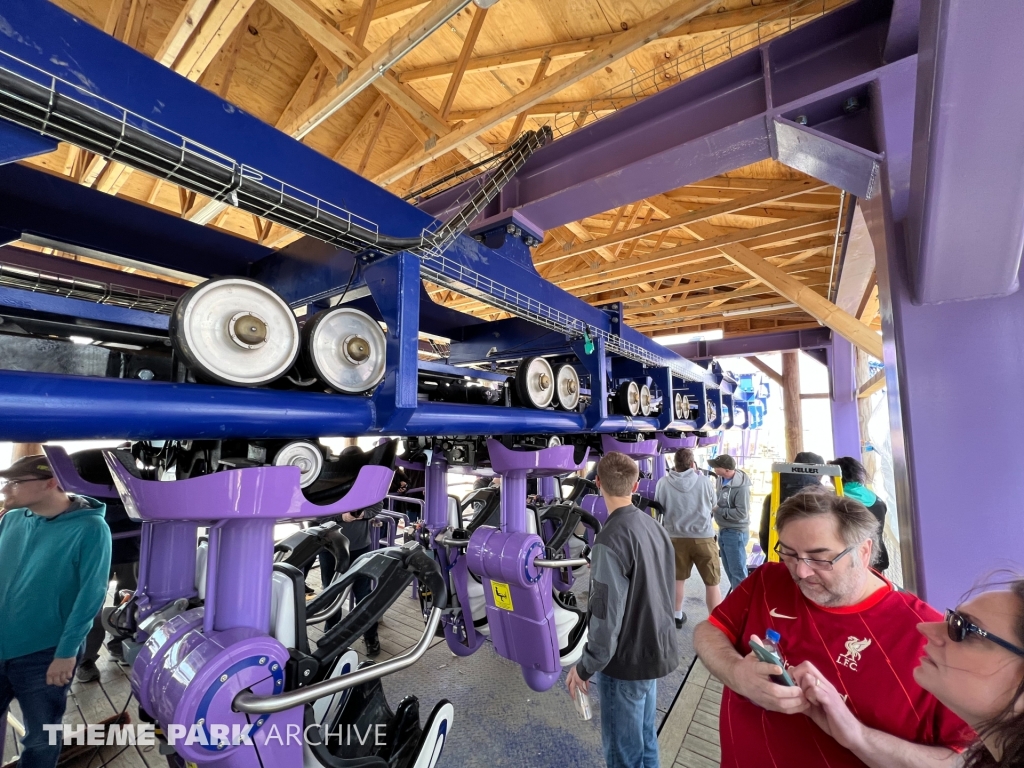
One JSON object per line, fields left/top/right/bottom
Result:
{"left": 694, "top": 489, "right": 974, "bottom": 767}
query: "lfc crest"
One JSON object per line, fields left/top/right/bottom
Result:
{"left": 837, "top": 636, "right": 872, "bottom": 671}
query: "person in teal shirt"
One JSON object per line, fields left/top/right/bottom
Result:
{"left": 0, "top": 454, "right": 111, "bottom": 768}
{"left": 828, "top": 456, "right": 890, "bottom": 573}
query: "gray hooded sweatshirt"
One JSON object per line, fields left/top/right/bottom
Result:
{"left": 712, "top": 469, "right": 752, "bottom": 530}
{"left": 654, "top": 469, "right": 716, "bottom": 539}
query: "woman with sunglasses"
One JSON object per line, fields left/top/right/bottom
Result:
{"left": 914, "top": 578, "right": 1024, "bottom": 767}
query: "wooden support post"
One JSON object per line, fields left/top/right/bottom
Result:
{"left": 781, "top": 351, "right": 803, "bottom": 462}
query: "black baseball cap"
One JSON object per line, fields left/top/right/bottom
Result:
{"left": 0, "top": 455, "right": 54, "bottom": 481}
{"left": 708, "top": 454, "right": 736, "bottom": 470}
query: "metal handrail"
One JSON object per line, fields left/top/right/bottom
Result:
{"left": 234, "top": 607, "right": 442, "bottom": 714}
{"left": 534, "top": 557, "right": 588, "bottom": 569}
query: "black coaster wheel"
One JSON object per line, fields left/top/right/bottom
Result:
{"left": 615, "top": 381, "right": 640, "bottom": 416}
{"left": 169, "top": 277, "right": 300, "bottom": 387}
{"left": 515, "top": 357, "right": 555, "bottom": 409}
{"left": 301, "top": 306, "right": 387, "bottom": 394}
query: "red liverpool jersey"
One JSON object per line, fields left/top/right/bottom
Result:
{"left": 708, "top": 563, "right": 974, "bottom": 767}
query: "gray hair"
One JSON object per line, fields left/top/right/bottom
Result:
{"left": 775, "top": 488, "right": 881, "bottom": 566}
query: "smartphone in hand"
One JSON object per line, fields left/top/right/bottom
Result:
{"left": 749, "top": 636, "right": 796, "bottom": 687}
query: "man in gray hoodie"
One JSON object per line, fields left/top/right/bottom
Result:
{"left": 655, "top": 448, "right": 722, "bottom": 628}
{"left": 708, "top": 454, "right": 752, "bottom": 593}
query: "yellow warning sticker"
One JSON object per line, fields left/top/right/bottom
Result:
{"left": 490, "top": 580, "right": 514, "bottom": 611}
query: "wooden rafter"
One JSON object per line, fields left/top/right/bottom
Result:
{"left": 718, "top": 242, "right": 882, "bottom": 359}
{"left": 505, "top": 53, "right": 551, "bottom": 145}
{"left": 266, "top": 0, "right": 491, "bottom": 158}
{"left": 746, "top": 357, "right": 784, "bottom": 385}
{"left": 439, "top": 5, "right": 489, "bottom": 120}
{"left": 374, "top": 0, "right": 720, "bottom": 186}
{"left": 537, "top": 179, "right": 824, "bottom": 265}
{"left": 397, "top": 0, "right": 802, "bottom": 83}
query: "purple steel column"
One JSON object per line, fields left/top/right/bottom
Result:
{"left": 146, "top": 522, "right": 199, "bottom": 608}
{"left": 424, "top": 455, "right": 448, "bottom": 529}
{"left": 828, "top": 334, "right": 861, "bottom": 459}
{"left": 864, "top": 60, "right": 1024, "bottom": 607}
{"left": 212, "top": 520, "right": 275, "bottom": 632}
{"left": 501, "top": 473, "right": 528, "bottom": 532}
{"left": 537, "top": 476, "right": 557, "bottom": 504}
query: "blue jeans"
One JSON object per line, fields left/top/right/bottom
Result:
{"left": 0, "top": 647, "right": 77, "bottom": 768}
{"left": 597, "top": 674, "right": 658, "bottom": 768}
{"left": 719, "top": 527, "right": 749, "bottom": 592}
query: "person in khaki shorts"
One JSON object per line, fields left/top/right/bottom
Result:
{"left": 654, "top": 448, "right": 723, "bottom": 627}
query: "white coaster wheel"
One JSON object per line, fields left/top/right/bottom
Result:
{"left": 674, "top": 392, "right": 690, "bottom": 420}
{"left": 170, "top": 278, "right": 300, "bottom": 386}
{"left": 706, "top": 399, "right": 718, "bottom": 423}
{"left": 554, "top": 364, "right": 581, "bottom": 411}
{"left": 547, "top": 435, "right": 563, "bottom": 448}
{"left": 303, "top": 307, "right": 387, "bottom": 394}
{"left": 639, "top": 384, "right": 653, "bottom": 416}
{"left": 616, "top": 381, "right": 640, "bottom": 416}
{"left": 272, "top": 441, "right": 324, "bottom": 488}
{"left": 515, "top": 357, "right": 555, "bottom": 408}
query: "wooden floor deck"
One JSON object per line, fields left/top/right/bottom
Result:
{"left": 658, "top": 659, "right": 723, "bottom": 768}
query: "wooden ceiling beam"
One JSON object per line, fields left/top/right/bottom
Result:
{"left": 538, "top": 179, "right": 824, "bottom": 266}
{"left": 334, "top": 96, "right": 388, "bottom": 162}
{"left": 631, "top": 293, "right": 819, "bottom": 330}
{"left": 557, "top": 211, "right": 836, "bottom": 291}
{"left": 351, "top": 0, "right": 378, "bottom": 48}
{"left": 271, "top": 0, "right": 491, "bottom": 157}
{"left": 397, "top": 0, "right": 798, "bottom": 83}
{"left": 505, "top": 53, "right": 551, "bottom": 146}
{"left": 276, "top": 0, "right": 473, "bottom": 139}
{"left": 439, "top": 5, "right": 489, "bottom": 120}
{"left": 373, "top": 0, "right": 720, "bottom": 187}
{"left": 155, "top": 0, "right": 217, "bottom": 66}
{"left": 335, "top": 0, "right": 427, "bottom": 32}
{"left": 746, "top": 357, "right": 784, "bottom": 386}
{"left": 357, "top": 102, "right": 392, "bottom": 174}
{"left": 718, "top": 242, "right": 882, "bottom": 360}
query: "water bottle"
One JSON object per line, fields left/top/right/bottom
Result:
{"left": 573, "top": 686, "right": 593, "bottom": 721}
{"left": 762, "top": 629, "right": 790, "bottom": 686}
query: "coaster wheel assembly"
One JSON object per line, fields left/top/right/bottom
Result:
{"left": 300, "top": 306, "right": 387, "bottom": 394}
{"left": 169, "top": 277, "right": 301, "bottom": 387}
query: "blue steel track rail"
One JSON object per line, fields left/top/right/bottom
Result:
{"left": 0, "top": 0, "right": 729, "bottom": 441}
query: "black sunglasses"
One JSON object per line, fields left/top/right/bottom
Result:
{"left": 945, "top": 609, "right": 1024, "bottom": 658}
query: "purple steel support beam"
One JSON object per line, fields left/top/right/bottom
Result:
{"left": 906, "top": 0, "right": 1024, "bottom": 303}
{"left": 433, "top": 0, "right": 899, "bottom": 232}
{"left": 827, "top": 334, "right": 860, "bottom": 459}
{"left": 665, "top": 327, "right": 831, "bottom": 360}
{"left": 866, "top": 59, "right": 1024, "bottom": 607}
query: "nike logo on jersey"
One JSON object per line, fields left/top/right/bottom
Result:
{"left": 769, "top": 608, "right": 797, "bottom": 620}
